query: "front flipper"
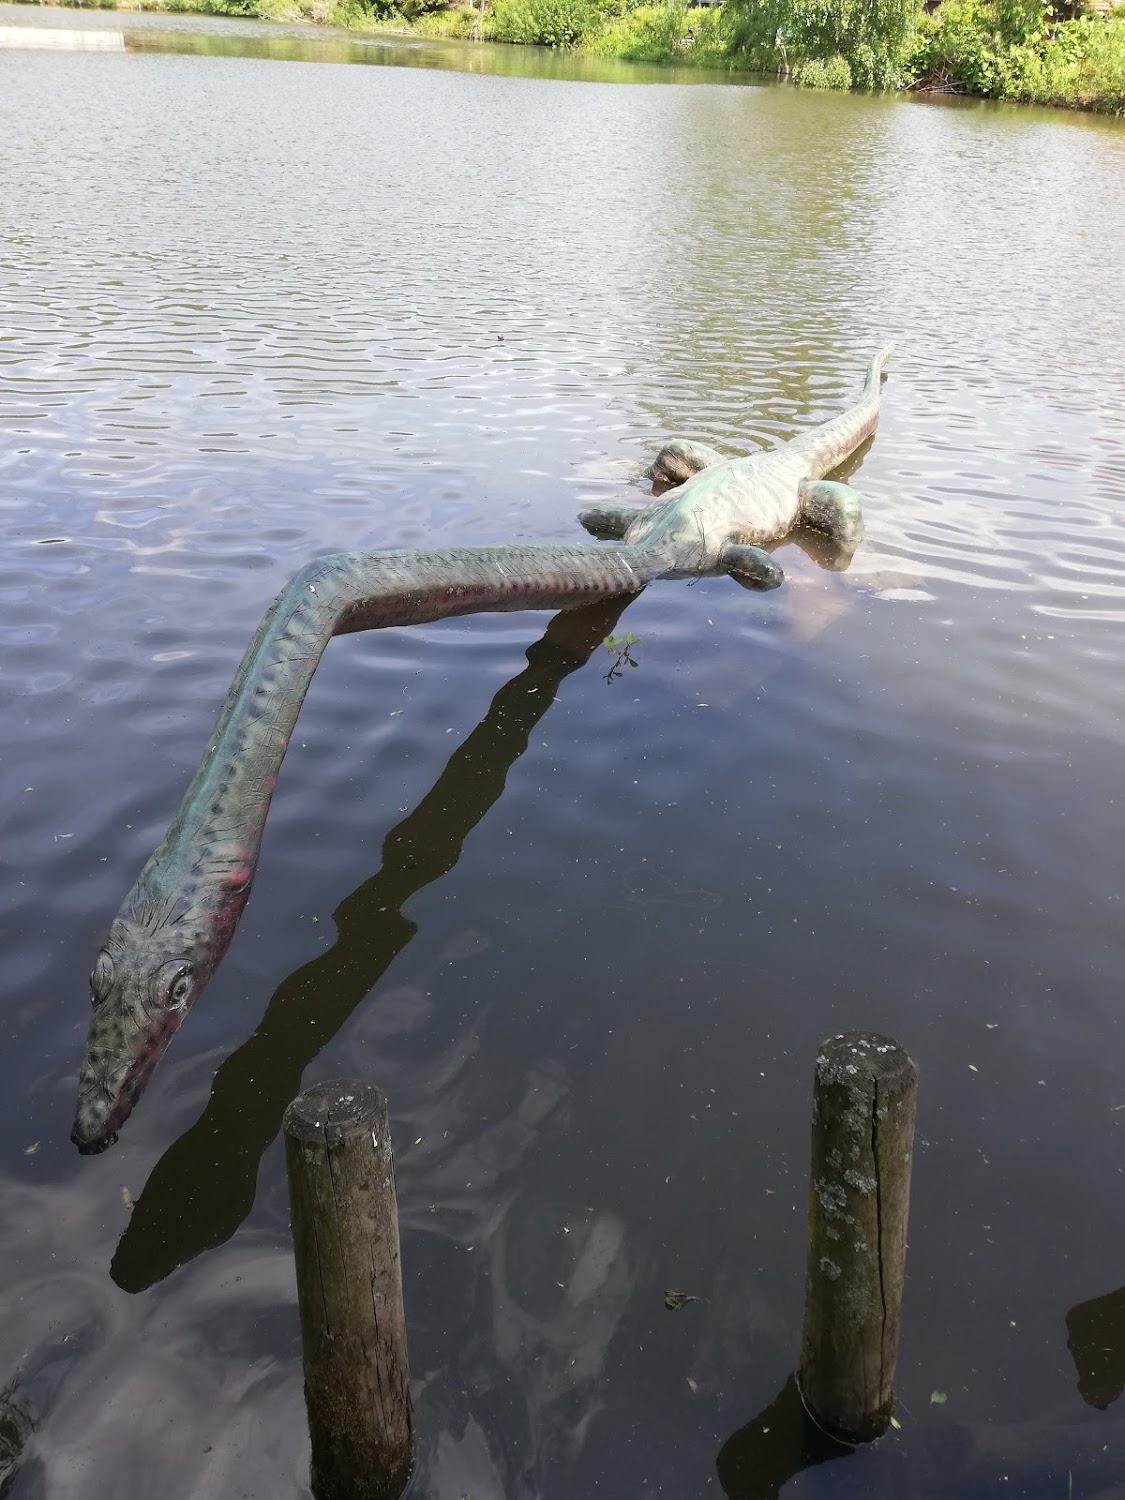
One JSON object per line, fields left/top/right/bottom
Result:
{"left": 720, "top": 542, "right": 784, "bottom": 591}
{"left": 798, "top": 479, "right": 865, "bottom": 546}
{"left": 648, "top": 439, "right": 725, "bottom": 488}
{"left": 578, "top": 503, "right": 649, "bottom": 540}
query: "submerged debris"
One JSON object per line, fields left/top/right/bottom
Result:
{"left": 664, "top": 1289, "right": 699, "bottom": 1312}
{"left": 0, "top": 1388, "right": 32, "bottom": 1497}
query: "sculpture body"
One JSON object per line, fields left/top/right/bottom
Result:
{"left": 72, "top": 347, "right": 891, "bottom": 1153}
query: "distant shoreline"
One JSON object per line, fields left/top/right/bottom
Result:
{"left": 8, "top": 0, "right": 1124, "bottom": 114}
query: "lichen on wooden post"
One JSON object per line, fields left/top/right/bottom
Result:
{"left": 283, "top": 1080, "right": 413, "bottom": 1500}
{"left": 798, "top": 1032, "right": 918, "bottom": 1443}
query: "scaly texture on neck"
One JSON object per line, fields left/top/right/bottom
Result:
{"left": 72, "top": 542, "right": 665, "bottom": 1155}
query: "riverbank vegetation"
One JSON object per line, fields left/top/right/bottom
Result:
{"left": 34, "top": 0, "right": 1125, "bottom": 109}
{"left": 903, "top": 0, "right": 1125, "bottom": 110}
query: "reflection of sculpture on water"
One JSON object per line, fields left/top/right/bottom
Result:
{"left": 716, "top": 1374, "right": 852, "bottom": 1499}
{"left": 110, "top": 598, "right": 631, "bottom": 1294}
{"left": 783, "top": 524, "right": 859, "bottom": 574}
{"left": 1066, "top": 1284, "right": 1125, "bottom": 1410}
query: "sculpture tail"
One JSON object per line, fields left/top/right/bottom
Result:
{"left": 864, "top": 344, "right": 894, "bottom": 398}
{"left": 793, "top": 344, "right": 894, "bottom": 479}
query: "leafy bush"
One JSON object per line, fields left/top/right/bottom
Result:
{"left": 490, "top": 0, "right": 599, "bottom": 44}
{"left": 1005, "top": 14, "right": 1125, "bottom": 106}
{"left": 583, "top": 1, "right": 728, "bottom": 60}
{"left": 241, "top": 0, "right": 350, "bottom": 17}
{"left": 726, "top": 0, "right": 920, "bottom": 86}
{"left": 393, "top": 0, "right": 455, "bottom": 19}
{"left": 411, "top": 3, "right": 480, "bottom": 30}
{"left": 597, "top": 0, "right": 688, "bottom": 55}
{"left": 161, "top": 0, "right": 259, "bottom": 13}
{"left": 905, "top": 0, "right": 1125, "bottom": 109}
{"left": 905, "top": 0, "right": 1002, "bottom": 90}
{"left": 794, "top": 49, "right": 852, "bottom": 82}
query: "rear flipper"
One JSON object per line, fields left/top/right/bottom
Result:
{"left": 578, "top": 503, "right": 649, "bottom": 539}
{"left": 648, "top": 439, "right": 725, "bottom": 488}
{"left": 798, "top": 479, "right": 865, "bottom": 546}
{"left": 720, "top": 543, "right": 784, "bottom": 591}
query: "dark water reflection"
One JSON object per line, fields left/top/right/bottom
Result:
{"left": 2, "top": 9, "right": 1125, "bottom": 1497}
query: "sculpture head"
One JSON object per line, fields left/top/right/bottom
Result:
{"left": 70, "top": 867, "right": 247, "bottom": 1154}
{"left": 70, "top": 918, "right": 199, "bottom": 1153}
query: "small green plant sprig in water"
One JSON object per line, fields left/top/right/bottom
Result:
{"left": 603, "top": 631, "right": 640, "bottom": 682}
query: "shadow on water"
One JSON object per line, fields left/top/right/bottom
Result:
{"left": 110, "top": 596, "right": 633, "bottom": 1294}
{"left": 1066, "top": 1285, "right": 1125, "bottom": 1410}
{"left": 716, "top": 1374, "right": 853, "bottom": 1498}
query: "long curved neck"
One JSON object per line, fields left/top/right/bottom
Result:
{"left": 140, "top": 543, "right": 665, "bottom": 912}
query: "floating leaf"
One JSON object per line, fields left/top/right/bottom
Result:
{"left": 23, "top": 1142, "right": 40, "bottom": 1156}
{"left": 930, "top": 1389, "right": 947, "bottom": 1405}
{"left": 664, "top": 1289, "right": 699, "bottom": 1312}
{"left": 889, "top": 1415, "right": 902, "bottom": 1431}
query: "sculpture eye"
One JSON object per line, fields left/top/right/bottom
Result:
{"left": 155, "top": 960, "right": 194, "bottom": 1011}
{"left": 90, "top": 951, "right": 115, "bottom": 1005}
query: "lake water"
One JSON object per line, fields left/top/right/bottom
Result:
{"left": 2, "top": 8, "right": 1125, "bottom": 1495}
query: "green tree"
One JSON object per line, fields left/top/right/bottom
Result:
{"left": 726, "top": 0, "right": 922, "bottom": 86}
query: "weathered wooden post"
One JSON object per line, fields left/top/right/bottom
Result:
{"left": 798, "top": 1032, "right": 917, "bottom": 1443}
{"left": 284, "top": 1081, "right": 413, "bottom": 1500}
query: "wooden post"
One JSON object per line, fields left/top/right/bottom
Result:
{"left": 798, "top": 1032, "right": 917, "bottom": 1443}
{"left": 284, "top": 1081, "right": 413, "bottom": 1500}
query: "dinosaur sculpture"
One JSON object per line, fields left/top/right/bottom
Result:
{"left": 70, "top": 346, "right": 891, "bottom": 1154}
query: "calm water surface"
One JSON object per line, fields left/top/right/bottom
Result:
{"left": 2, "top": 11, "right": 1125, "bottom": 1496}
